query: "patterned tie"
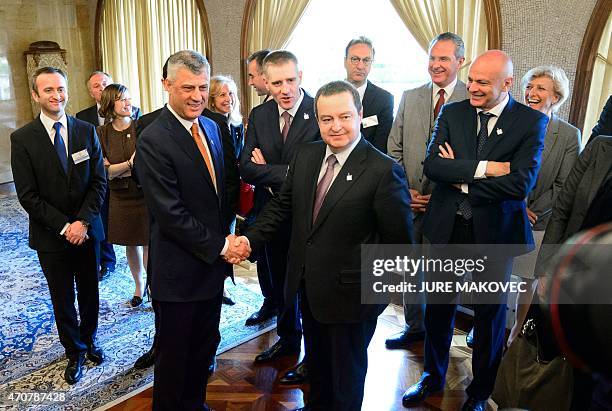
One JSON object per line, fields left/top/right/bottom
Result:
{"left": 53, "top": 122, "right": 68, "bottom": 174}
{"left": 281, "top": 111, "right": 292, "bottom": 142}
{"left": 458, "top": 112, "right": 493, "bottom": 219}
{"left": 190, "top": 123, "right": 217, "bottom": 192}
{"left": 433, "top": 89, "right": 445, "bottom": 119}
{"left": 312, "top": 154, "right": 338, "bottom": 223}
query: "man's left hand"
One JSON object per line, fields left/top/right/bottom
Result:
{"left": 65, "top": 221, "right": 89, "bottom": 245}
{"left": 251, "top": 148, "right": 267, "bottom": 165}
{"left": 438, "top": 142, "right": 455, "bottom": 159}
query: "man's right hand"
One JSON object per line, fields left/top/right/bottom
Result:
{"left": 485, "top": 161, "right": 511, "bottom": 177}
{"left": 224, "top": 234, "right": 251, "bottom": 264}
{"left": 410, "top": 189, "right": 430, "bottom": 213}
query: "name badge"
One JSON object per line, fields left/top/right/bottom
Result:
{"left": 71, "top": 149, "right": 90, "bottom": 164}
{"left": 361, "top": 115, "right": 379, "bottom": 128}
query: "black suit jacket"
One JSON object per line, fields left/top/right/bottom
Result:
{"left": 76, "top": 104, "right": 141, "bottom": 126}
{"left": 588, "top": 95, "right": 612, "bottom": 144}
{"left": 422, "top": 96, "right": 548, "bottom": 250}
{"left": 11, "top": 116, "right": 107, "bottom": 252}
{"left": 203, "top": 108, "right": 243, "bottom": 224}
{"left": 247, "top": 138, "right": 413, "bottom": 323}
{"left": 136, "top": 107, "right": 228, "bottom": 302}
{"left": 136, "top": 106, "right": 164, "bottom": 137}
{"left": 361, "top": 80, "right": 394, "bottom": 153}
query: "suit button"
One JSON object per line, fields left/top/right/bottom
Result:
{"left": 419, "top": 178, "right": 422, "bottom": 183}
{"left": 306, "top": 241, "right": 312, "bottom": 246}
{"left": 421, "top": 161, "right": 424, "bottom": 165}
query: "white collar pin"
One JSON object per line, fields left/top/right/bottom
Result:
{"left": 496, "top": 128, "right": 503, "bottom": 135}
{"left": 347, "top": 173, "right": 352, "bottom": 181}
{"left": 303, "top": 113, "right": 309, "bottom": 120}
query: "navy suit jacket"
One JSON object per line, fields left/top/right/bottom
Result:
{"left": 246, "top": 138, "right": 413, "bottom": 323}
{"left": 361, "top": 80, "right": 394, "bottom": 153}
{"left": 136, "top": 107, "right": 228, "bottom": 302}
{"left": 240, "top": 90, "right": 320, "bottom": 218}
{"left": 11, "top": 116, "right": 106, "bottom": 252}
{"left": 76, "top": 104, "right": 141, "bottom": 126}
{"left": 422, "top": 96, "right": 548, "bottom": 250}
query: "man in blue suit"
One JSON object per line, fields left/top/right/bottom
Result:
{"left": 136, "top": 50, "right": 249, "bottom": 411}
{"left": 402, "top": 50, "right": 548, "bottom": 411}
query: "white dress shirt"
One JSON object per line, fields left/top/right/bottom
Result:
{"left": 40, "top": 111, "right": 68, "bottom": 156}
{"left": 432, "top": 77, "right": 458, "bottom": 106}
{"left": 317, "top": 135, "right": 361, "bottom": 196}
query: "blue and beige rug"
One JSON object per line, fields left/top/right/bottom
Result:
{"left": 0, "top": 195, "right": 273, "bottom": 410}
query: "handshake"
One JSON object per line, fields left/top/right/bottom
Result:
{"left": 223, "top": 234, "right": 251, "bottom": 265}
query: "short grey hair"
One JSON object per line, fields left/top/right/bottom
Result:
{"left": 86, "top": 70, "right": 112, "bottom": 86}
{"left": 262, "top": 50, "right": 299, "bottom": 75}
{"left": 167, "top": 50, "right": 210, "bottom": 81}
{"left": 521, "top": 65, "right": 569, "bottom": 112}
{"left": 314, "top": 80, "right": 362, "bottom": 118}
{"left": 428, "top": 32, "right": 465, "bottom": 59}
{"left": 344, "top": 36, "right": 375, "bottom": 58}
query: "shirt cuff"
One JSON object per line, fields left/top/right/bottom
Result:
{"left": 474, "top": 161, "right": 488, "bottom": 179}
{"left": 60, "top": 222, "right": 70, "bottom": 236}
{"left": 220, "top": 238, "right": 229, "bottom": 256}
{"left": 461, "top": 183, "right": 469, "bottom": 194}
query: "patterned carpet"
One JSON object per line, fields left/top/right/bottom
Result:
{"left": 0, "top": 195, "right": 274, "bottom": 410}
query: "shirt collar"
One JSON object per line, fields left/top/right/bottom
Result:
{"left": 277, "top": 88, "right": 304, "bottom": 119}
{"left": 356, "top": 82, "right": 368, "bottom": 102}
{"left": 167, "top": 104, "right": 200, "bottom": 133}
{"left": 432, "top": 77, "right": 458, "bottom": 100}
{"left": 477, "top": 93, "right": 509, "bottom": 117}
{"left": 40, "top": 111, "right": 67, "bottom": 136}
{"left": 324, "top": 134, "right": 361, "bottom": 167}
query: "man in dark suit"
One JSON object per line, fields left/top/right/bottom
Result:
{"left": 401, "top": 50, "right": 548, "bottom": 411}
{"left": 386, "top": 32, "right": 468, "bottom": 349}
{"left": 240, "top": 51, "right": 320, "bottom": 369}
{"left": 11, "top": 67, "right": 107, "bottom": 384}
{"left": 241, "top": 80, "right": 413, "bottom": 410}
{"left": 136, "top": 50, "right": 249, "bottom": 410}
{"left": 344, "top": 36, "right": 393, "bottom": 153}
{"left": 76, "top": 71, "right": 141, "bottom": 280}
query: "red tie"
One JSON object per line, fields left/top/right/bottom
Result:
{"left": 433, "top": 89, "right": 445, "bottom": 119}
{"left": 191, "top": 123, "right": 217, "bottom": 192}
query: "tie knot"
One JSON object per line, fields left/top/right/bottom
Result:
{"left": 326, "top": 154, "right": 338, "bottom": 167}
{"left": 281, "top": 111, "right": 292, "bottom": 122}
{"left": 479, "top": 111, "right": 493, "bottom": 123}
{"left": 53, "top": 122, "right": 62, "bottom": 132}
{"left": 190, "top": 122, "right": 199, "bottom": 137}
{"left": 437, "top": 89, "right": 445, "bottom": 97}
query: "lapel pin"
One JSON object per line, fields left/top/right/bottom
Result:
{"left": 347, "top": 173, "right": 352, "bottom": 181}
{"left": 303, "top": 113, "right": 309, "bottom": 120}
{"left": 126, "top": 133, "right": 131, "bottom": 139}
{"left": 496, "top": 128, "right": 503, "bottom": 135}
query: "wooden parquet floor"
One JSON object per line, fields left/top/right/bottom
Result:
{"left": 108, "top": 263, "right": 498, "bottom": 411}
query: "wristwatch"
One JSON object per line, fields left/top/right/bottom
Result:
{"left": 79, "top": 220, "right": 90, "bottom": 229}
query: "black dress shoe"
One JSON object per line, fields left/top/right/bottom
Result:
{"left": 254, "top": 340, "right": 300, "bottom": 363}
{"left": 466, "top": 327, "right": 474, "bottom": 348}
{"left": 245, "top": 305, "right": 277, "bottom": 326}
{"left": 98, "top": 265, "right": 110, "bottom": 281}
{"left": 385, "top": 329, "right": 426, "bottom": 349}
{"left": 279, "top": 360, "right": 308, "bottom": 384}
{"left": 64, "top": 354, "right": 85, "bottom": 384}
{"left": 86, "top": 344, "right": 105, "bottom": 365}
{"left": 134, "top": 346, "right": 155, "bottom": 369}
{"left": 222, "top": 296, "right": 236, "bottom": 305}
{"left": 461, "top": 397, "right": 487, "bottom": 411}
{"left": 207, "top": 357, "right": 216, "bottom": 377}
{"left": 402, "top": 378, "right": 442, "bottom": 406}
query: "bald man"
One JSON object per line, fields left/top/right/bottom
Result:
{"left": 401, "top": 50, "right": 548, "bottom": 411}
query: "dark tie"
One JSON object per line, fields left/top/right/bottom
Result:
{"left": 458, "top": 112, "right": 493, "bottom": 219}
{"left": 191, "top": 122, "right": 217, "bottom": 192}
{"left": 281, "top": 111, "right": 292, "bottom": 141}
{"left": 53, "top": 122, "right": 68, "bottom": 173}
{"left": 433, "top": 89, "right": 445, "bottom": 119}
{"left": 312, "top": 154, "right": 338, "bottom": 223}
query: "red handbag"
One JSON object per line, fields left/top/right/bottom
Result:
{"left": 238, "top": 179, "right": 254, "bottom": 217}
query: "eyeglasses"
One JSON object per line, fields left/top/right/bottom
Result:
{"left": 349, "top": 56, "right": 373, "bottom": 66}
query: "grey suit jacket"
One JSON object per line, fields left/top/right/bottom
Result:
{"left": 387, "top": 80, "right": 467, "bottom": 194}
{"left": 528, "top": 114, "right": 580, "bottom": 230}
{"left": 534, "top": 135, "right": 612, "bottom": 277}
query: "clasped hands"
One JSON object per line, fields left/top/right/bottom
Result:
{"left": 437, "top": 142, "right": 511, "bottom": 190}
{"left": 224, "top": 234, "right": 251, "bottom": 264}
{"left": 64, "top": 221, "right": 89, "bottom": 245}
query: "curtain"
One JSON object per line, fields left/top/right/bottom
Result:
{"left": 388, "top": 0, "right": 488, "bottom": 82}
{"left": 101, "top": 0, "right": 208, "bottom": 113}
{"left": 246, "top": 0, "right": 311, "bottom": 112}
{"left": 583, "top": 14, "right": 611, "bottom": 143}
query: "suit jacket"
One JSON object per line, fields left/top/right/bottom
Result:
{"left": 10, "top": 116, "right": 106, "bottom": 252}
{"left": 527, "top": 114, "right": 580, "bottom": 230}
{"left": 534, "top": 136, "right": 612, "bottom": 276}
{"left": 203, "top": 108, "right": 243, "bottom": 225}
{"left": 136, "top": 106, "right": 164, "bottom": 136}
{"left": 387, "top": 81, "right": 467, "bottom": 194}
{"left": 247, "top": 138, "right": 413, "bottom": 324}
{"left": 361, "top": 80, "right": 394, "bottom": 153}
{"left": 240, "top": 90, "right": 320, "bottom": 217}
{"left": 422, "top": 96, "right": 548, "bottom": 249}
{"left": 76, "top": 104, "right": 141, "bottom": 126}
{"left": 588, "top": 95, "right": 612, "bottom": 144}
{"left": 136, "top": 107, "right": 228, "bottom": 302}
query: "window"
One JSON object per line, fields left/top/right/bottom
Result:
{"left": 284, "top": 0, "right": 430, "bottom": 113}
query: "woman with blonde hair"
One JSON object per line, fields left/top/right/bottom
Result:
{"left": 97, "top": 84, "right": 149, "bottom": 307}
{"left": 203, "top": 75, "right": 245, "bottom": 305}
